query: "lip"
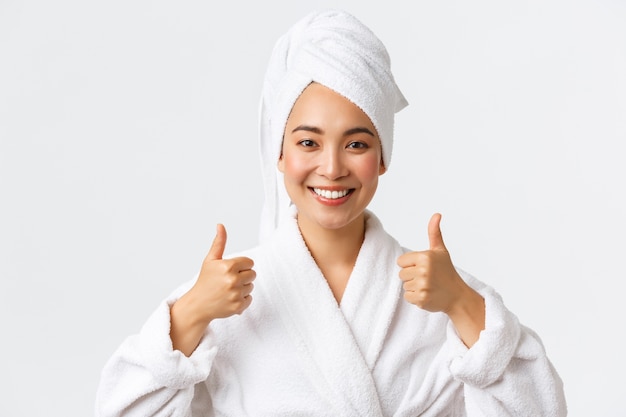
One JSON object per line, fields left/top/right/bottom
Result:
{"left": 309, "top": 187, "right": 354, "bottom": 206}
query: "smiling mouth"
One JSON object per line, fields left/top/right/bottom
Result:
{"left": 311, "top": 187, "right": 353, "bottom": 199}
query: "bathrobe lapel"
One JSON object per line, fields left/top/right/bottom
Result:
{"left": 263, "top": 210, "right": 403, "bottom": 417}
{"left": 339, "top": 212, "right": 405, "bottom": 369}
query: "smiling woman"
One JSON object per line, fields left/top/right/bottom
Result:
{"left": 278, "top": 82, "right": 386, "bottom": 302}
{"left": 279, "top": 83, "right": 385, "bottom": 238}
{"left": 95, "top": 9, "right": 567, "bottom": 416}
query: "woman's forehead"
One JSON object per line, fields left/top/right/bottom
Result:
{"left": 287, "top": 83, "right": 377, "bottom": 132}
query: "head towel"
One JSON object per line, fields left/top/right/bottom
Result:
{"left": 258, "top": 9, "right": 408, "bottom": 241}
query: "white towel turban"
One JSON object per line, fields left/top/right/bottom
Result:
{"left": 258, "top": 9, "right": 408, "bottom": 241}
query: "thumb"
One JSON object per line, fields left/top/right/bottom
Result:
{"left": 207, "top": 223, "right": 227, "bottom": 260}
{"left": 428, "top": 213, "right": 447, "bottom": 251}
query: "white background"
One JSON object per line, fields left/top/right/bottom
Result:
{"left": 1, "top": 0, "right": 624, "bottom": 416}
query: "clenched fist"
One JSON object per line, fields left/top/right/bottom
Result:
{"left": 170, "top": 224, "right": 256, "bottom": 355}
{"left": 192, "top": 223, "right": 256, "bottom": 321}
{"left": 397, "top": 213, "right": 485, "bottom": 346}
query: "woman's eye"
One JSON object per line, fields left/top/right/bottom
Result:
{"left": 298, "top": 139, "right": 316, "bottom": 147}
{"left": 347, "top": 141, "right": 369, "bottom": 149}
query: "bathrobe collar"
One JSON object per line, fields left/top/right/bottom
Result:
{"left": 262, "top": 208, "right": 404, "bottom": 416}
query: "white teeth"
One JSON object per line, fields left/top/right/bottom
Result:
{"left": 313, "top": 188, "right": 349, "bottom": 199}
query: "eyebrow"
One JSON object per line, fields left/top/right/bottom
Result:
{"left": 291, "top": 125, "right": 323, "bottom": 134}
{"left": 291, "top": 125, "right": 375, "bottom": 137}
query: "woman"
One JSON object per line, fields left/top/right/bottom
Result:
{"left": 95, "top": 9, "right": 566, "bottom": 416}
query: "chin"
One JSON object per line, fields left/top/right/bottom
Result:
{"left": 306, "top": 211, "right": 364, "bottom": 232}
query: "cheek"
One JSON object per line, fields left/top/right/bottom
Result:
{"left": 358, "top": 154, "right": 384, "bottom": 182}
{"left": 281, "top": 152, "right": 309, "bottom": 182}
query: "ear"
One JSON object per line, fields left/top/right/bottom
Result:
{"left": 379, "top": 159, "right": 387, "bottom": 175}
{"left": 277, "top": 152, "right": 285, "bottom": 173}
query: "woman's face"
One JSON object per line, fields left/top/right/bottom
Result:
{"left": 278, "top": 82, "right": 386, "bottom": 235}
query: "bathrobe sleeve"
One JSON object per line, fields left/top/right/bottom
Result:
{"left": 445, "top": 269, "right": 567, "bottom": 416}
{"left": 95, "top": 281, "right": 217, "bottom": 417}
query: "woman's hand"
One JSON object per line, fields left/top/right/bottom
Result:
{"left": 397, "top": 213, "right": 485, "bottom": 347}
{"left": 170, "top": 224, "right": 256, "bottom": 355}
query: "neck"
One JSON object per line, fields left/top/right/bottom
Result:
{"left": 296, "top": 213, "right": 366, "bottom": 269}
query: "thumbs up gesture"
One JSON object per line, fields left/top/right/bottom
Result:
{"left": 192, "top": 223, "right": 256, "bottom": 321}
{"left": 170, "top": 224, "right": 255, "bottom": 355}
{"left": 397, "top": 213, "right": 470, "bottom": 314}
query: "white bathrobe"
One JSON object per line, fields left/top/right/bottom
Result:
{"left": 95, "top": 210, "right": 566, "bottom": 416}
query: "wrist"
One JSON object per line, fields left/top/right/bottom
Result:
{"left": 446, "top": 285, "right": 486, "bottom": 347}
{"left": 171, "top": 292, "right": 212, "bottom": 330}
{"left": 170, "top": 293, "right": 212, "bottom": 356}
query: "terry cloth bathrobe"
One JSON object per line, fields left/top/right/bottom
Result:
{"left": 95, "top": 208, "right": 566, "bottom": 416}
{"left": 95, "top": 9, "right": 566, "bottom": 416}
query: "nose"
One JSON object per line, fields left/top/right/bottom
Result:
{"left": 317, "top": 147, "right": 348, "bottom": 180}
